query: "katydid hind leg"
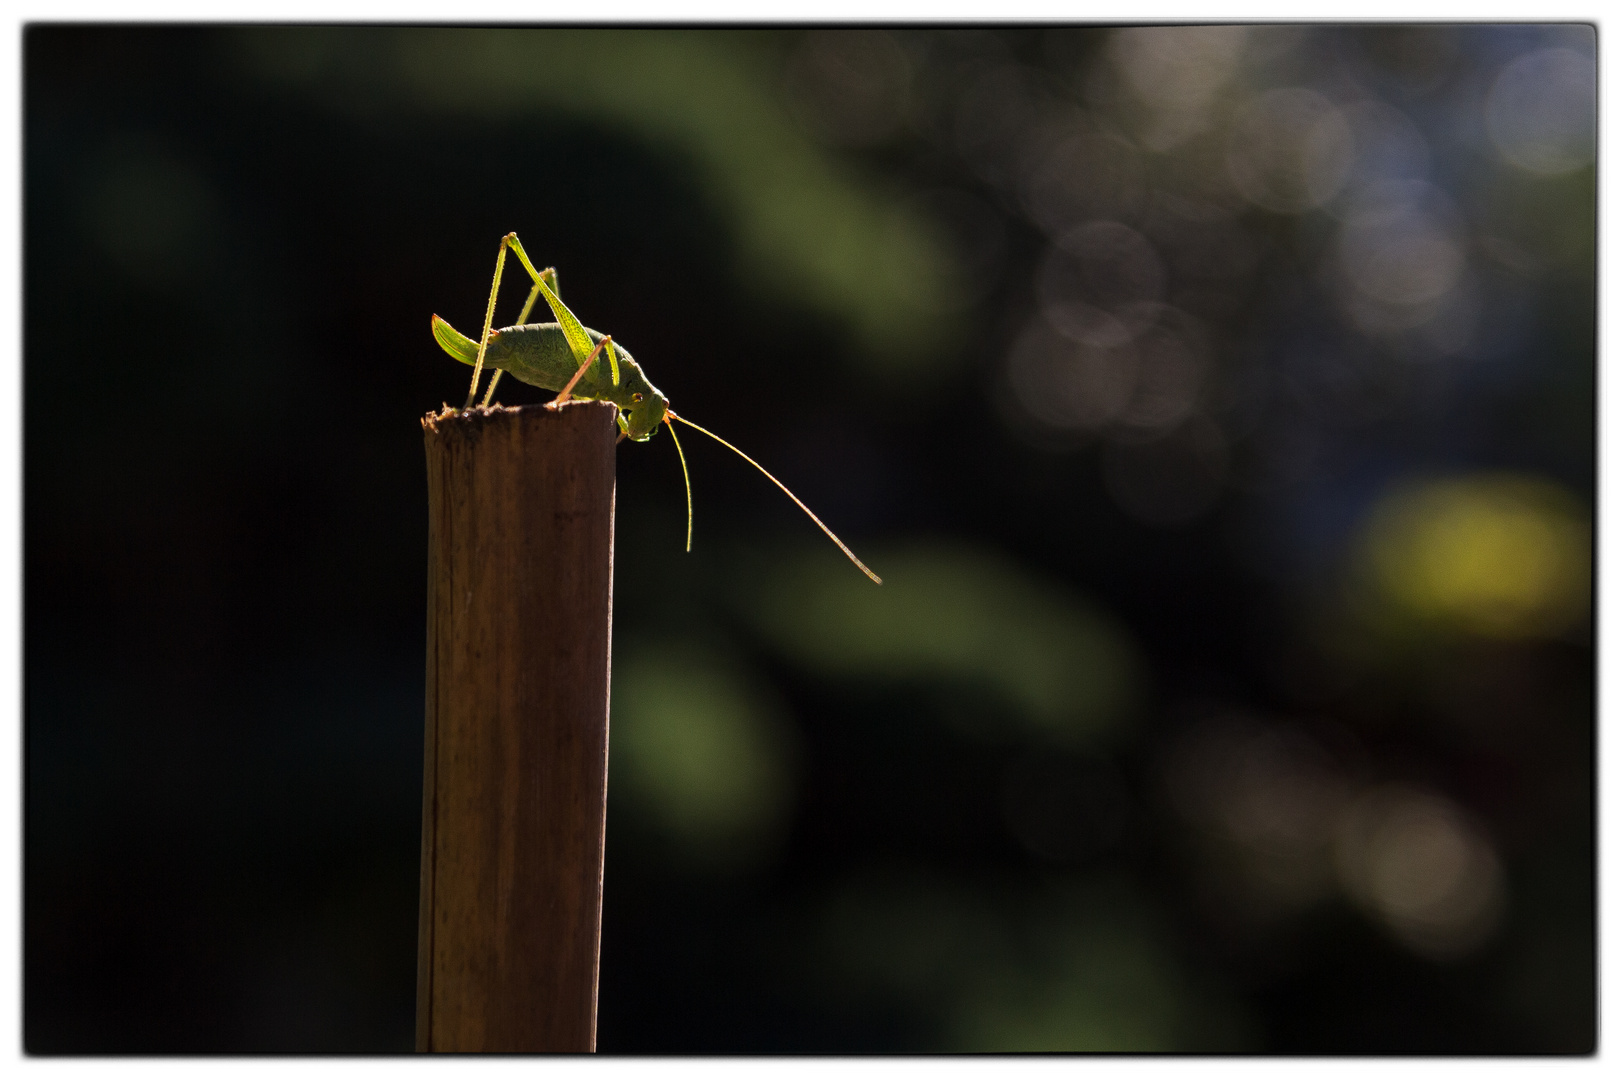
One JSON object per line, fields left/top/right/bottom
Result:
{"left": 463, "top": 236, "right": 512, "bottom": 411}
{"left": 480, "top": 267, "right": 557, "bottom": 408}
{"left": 479, "top": 369, "right": 504, "bottom": 408}
{"left": 513, "top": 267, "right": 555, "bottom": 326}
{"left": 506, "top": 236, "right": 600, "bottom": 377}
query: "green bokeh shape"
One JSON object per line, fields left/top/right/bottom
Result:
{"left": 233, "top": 26, "right": 965, "bottom": 379}
{"left": 740, "top": 541, "right": 1137, "bottom": 748}
{"left": 610, "top": 640, "right": 797, "bottom": 867}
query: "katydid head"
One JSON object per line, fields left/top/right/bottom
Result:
{"left": 621, "top": 387, "right": 669, "bottom": 442}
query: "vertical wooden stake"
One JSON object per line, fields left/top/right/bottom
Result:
{"left": 418, "top": 400, "right": 617, "bottom": 1053}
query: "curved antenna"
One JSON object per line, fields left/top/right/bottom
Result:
{"left": 664, "top": 414, "right": 694, "bottom": 552}
{"left": 667, "top": 410, "right": 881, "bottom": 585}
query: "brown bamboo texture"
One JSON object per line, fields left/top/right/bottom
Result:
{"left": 418, "top": 400, "right": 617, "bottom": 1052}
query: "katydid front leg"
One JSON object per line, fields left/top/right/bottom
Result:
{"left": 554, "top": 335, "right": 621, "bottom": 406}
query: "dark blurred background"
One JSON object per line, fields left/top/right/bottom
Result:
{"left": 25, "top": 25, "right": 1593, "bottom": 1053}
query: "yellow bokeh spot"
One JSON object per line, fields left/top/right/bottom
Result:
{"left": 1360, "top": 473, "right": 1589, "bottom": 638}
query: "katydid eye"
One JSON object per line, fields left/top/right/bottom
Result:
{"left": 632, "top": 392, "right": 645, "bottom": 403}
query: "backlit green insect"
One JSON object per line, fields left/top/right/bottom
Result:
{"left": 432, "top": 232, "right": 880, "bottom": 584}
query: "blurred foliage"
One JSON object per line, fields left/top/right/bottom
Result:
{"left": 610, "top": 639, "right": 797, "bottom": 867}
{"left": 819, "top": 869, "right": 1251, "bottom": 1051}
{"left": 738, "top": 541, "right": 1136, "bottom": 748}
{"left": 231, "top": 27, "right": 965, "bottom": 377}
{"left": 25, "top": 24, "right": 1593, "bottom": 1054}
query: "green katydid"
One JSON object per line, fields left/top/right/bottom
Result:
{"left": 432, "top": 232, "right": 881, "bottom": 585}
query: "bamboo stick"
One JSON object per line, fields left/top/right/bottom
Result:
{"left": 418, "top": 400, "right": 617, "bottom": 1052}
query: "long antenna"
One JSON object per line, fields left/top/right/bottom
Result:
{"left": 663, "top": 415, "right": 694, "bottom": 552}
{"left": 667, "top": 410, "right": 881, "bottom": 585}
